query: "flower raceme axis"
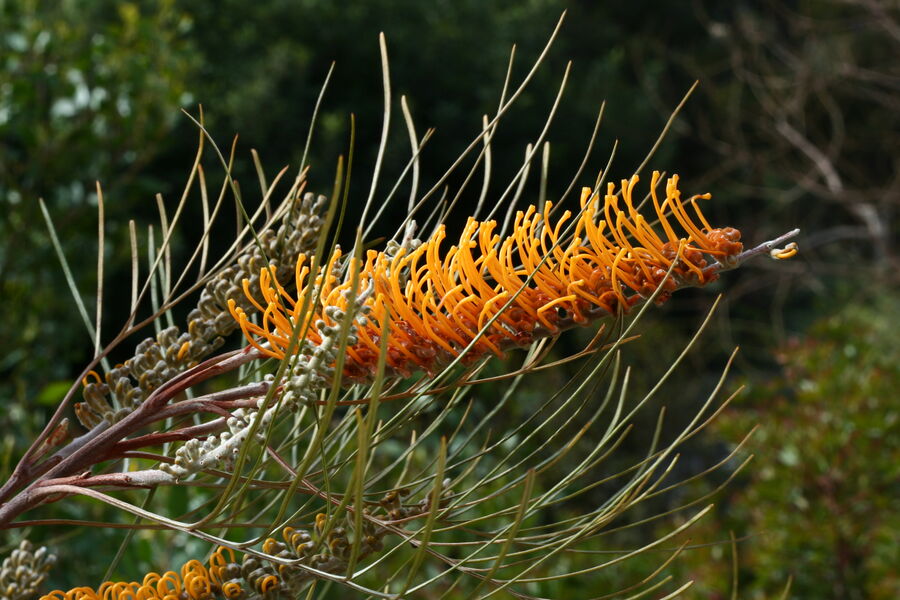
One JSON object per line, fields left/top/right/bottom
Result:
{"left": 228, "top": 172, "right": 743, "bottom": 380}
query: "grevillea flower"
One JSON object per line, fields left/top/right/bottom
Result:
{"left": 40, "top": 547, "right": 247, "bottom": 600}
{"left": 39, "top": 516, "right": 392, "bottom": 599}
{"left": 229, "top": 171, "right": 743, "bottom": 381}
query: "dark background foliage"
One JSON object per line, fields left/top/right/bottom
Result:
{"left": 1, "top": 0, "right": 897, "bottom": 597}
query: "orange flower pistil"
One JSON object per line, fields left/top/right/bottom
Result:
{"left": 228, "top": 172, "right": 743, "bottom": 381}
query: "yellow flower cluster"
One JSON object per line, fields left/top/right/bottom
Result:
{"left": 40, "top": 547, "right": 245, "bottom": 600}
{"left": 229, "top": 172, "right": 743, "bottom": 380}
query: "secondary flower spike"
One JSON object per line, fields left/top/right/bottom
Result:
{"left": 40, "top": 547, "right": 248, "bottom": 600}
{"left": 228, "top": 172, "right": 743, "bottom": 380}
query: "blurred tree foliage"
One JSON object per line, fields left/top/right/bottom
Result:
{"left": 674, "top": 295, "right": 900, "bottom": 599}
{"left": 0, "top": 0, "right": 196, "bottom": 428}
{"left": 1, "top": 0, "right": 897, "bottom": 596}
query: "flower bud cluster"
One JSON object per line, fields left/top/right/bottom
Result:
{"left": 161, "top": 279, "right": 371, "bottom": 481}
{"left": 77, "top": 326, "right": 215, "bottom": 428}
{"left": 280, "top": 285, "right": 373, "bottom": 411}
{"left": 1, "top": 540, "right": 56, "bottom": 600}
{"left": 75, "top": 193, "right": 327, "bottom": 429}
{"left": 188, "top": 193, "right": 328, "bottom": 342}
{"left": 245, "top": 484, "right": 454, "bottom": 595}
{"left": 41, "top": 484, "right": 454, "bottom": 599}
{"left": 159, "top": 376, "right": 274, "bottom": 480}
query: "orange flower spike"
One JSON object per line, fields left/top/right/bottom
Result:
{"left": 226, "top": 174, "right": 745, "bottom": 379}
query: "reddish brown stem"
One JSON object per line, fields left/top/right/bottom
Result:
{"left": 0, "top": 348, "right": 263, "bottom": 525}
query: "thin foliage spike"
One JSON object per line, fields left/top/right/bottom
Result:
{"left": 229, "top": 171, "right": 744, "bottom": 382}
